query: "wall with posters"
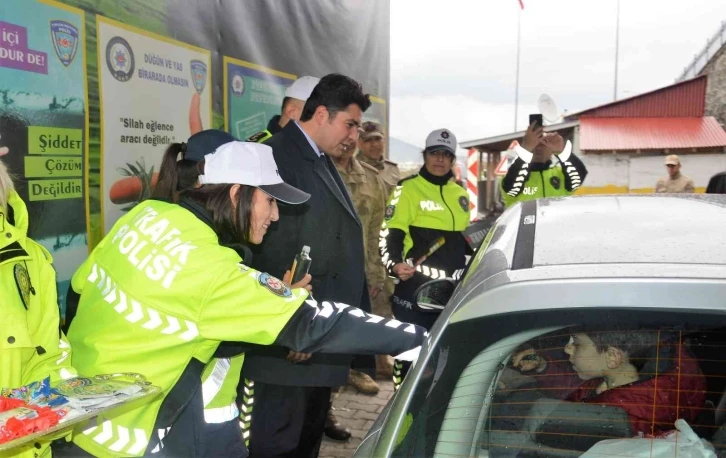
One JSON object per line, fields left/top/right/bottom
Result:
{"left": 0, "top": 0, "right": 88, "bottom": 310}
{"left": 0, "top": 0, "right": 390, "bottom": 316}
{"left": 97, "top": 16, "right": 212, "bottom": 232}
{"left": 224, "top": 58, "right": 296, "bottom": 141}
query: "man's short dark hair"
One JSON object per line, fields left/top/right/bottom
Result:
{"left": 300, "top": 73, "right": 371, "bottom": 122}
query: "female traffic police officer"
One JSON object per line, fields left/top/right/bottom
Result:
{"left": 379, "top": 128, "right": 470, "bottom": 390}
{"left": 61, "top": 129, "right": 255, "bottom": 457}
{"left": 152, "top": 129, "right": 313, "bottom": 455}
{"left": 60, "top": 142, "right": 426, "bottom": 457}
{"left": 0, "top": 153, "right": 76, "bottom": 458}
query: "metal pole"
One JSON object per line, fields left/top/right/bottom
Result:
{"left": 514, "top": 8, "right": 521, "bottom": 131}
{"left": 613, "top": 0, "right": 620, "bottom": 101}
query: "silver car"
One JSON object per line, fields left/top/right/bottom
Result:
{"left": 355, "top": 195, "right": 726, "bottom": 458}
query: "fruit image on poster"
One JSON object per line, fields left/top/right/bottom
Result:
{"left": 97, "top": 16, "right": 211, "bottom": 233}
{"left": 224, "top": 57, "right": 296, "bottom": 140}
{"left": 0, "top": 0, "right": 88, "bottom": 310}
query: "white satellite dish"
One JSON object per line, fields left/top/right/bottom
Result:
{"left": 538, "top": 94, "right": 560, "bottom": 123}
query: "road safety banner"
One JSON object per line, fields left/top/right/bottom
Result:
{"left": 224, "top": 57, "right": 295, "bottom": 141}
{"left": 97, "top": 16, "right": 211, "bottom": 233}
{"left": 0, "top": 0, "right": 88, "bottom": 313}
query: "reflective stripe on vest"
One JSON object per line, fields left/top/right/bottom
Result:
{"left": 202, "top": 358, "right": 231, "bottom": 408}
{"left": 201, "top": 357, "right": 238, "bottom": 423}
{"left": 414, "top": 263, "right": 447, "bottom": 279}
{"left": 393, "top": 360, "right": 404, "bottom": 391}
{"left": 150, "top": 427, "right": 170, "bottom": 454}
{"left": 239, "top": 378, "right": 255, "bottom": 446}
{"left": 203, "top": 401, "right": 239, "bottom": 424}
{"left": 87, "top": 263, "right": 200, "bottom": 341}
{"left": 82, "top": 420, "right": 149, "bottom": 455}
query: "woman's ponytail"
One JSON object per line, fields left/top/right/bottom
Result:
{"left": 152, "top": 142, "right": 200, "bottom": 201}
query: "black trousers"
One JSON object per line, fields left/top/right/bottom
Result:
{"left": 247, "top": 383, "right": 331, "bottom": 458}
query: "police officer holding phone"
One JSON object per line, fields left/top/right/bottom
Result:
{"left": 500, "top": 117, "right": 588, "bottom": 207}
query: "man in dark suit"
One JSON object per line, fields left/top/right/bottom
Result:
{"left": 243, "top": 74, "right": 373, "bottom": 458}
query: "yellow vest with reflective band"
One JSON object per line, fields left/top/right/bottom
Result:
{"left": 67, "top": 200, "right": 308, "bottom": 457}
{"left": 201, "top": 355, "right": 244, "bottom": 424}
{"left": 0, "top": 192, "right": 77, "bottom": 458}
{"left": 384, "top": 175, "right": 469, "bottom": 262}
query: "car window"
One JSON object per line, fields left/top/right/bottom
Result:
{"left": 391, "top": 308, "right": 726, "bottom": 458}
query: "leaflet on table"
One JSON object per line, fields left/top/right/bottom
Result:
{"left": 0, "top": 374, "right": 158, "bottom": 447}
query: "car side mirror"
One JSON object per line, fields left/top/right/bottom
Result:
{"left": 413, "top": 279, "right": 456, "bottom": 313}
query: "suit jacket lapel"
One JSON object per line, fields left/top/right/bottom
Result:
{"left": 317, "top": 155, "right": 361, "bottom": 225}
{"left": 284, "top": 123, "right": 361, "bottom": 226}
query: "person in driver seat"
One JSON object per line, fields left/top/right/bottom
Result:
{"left": 512, "top": 327, "right": 706, "bottom": 437}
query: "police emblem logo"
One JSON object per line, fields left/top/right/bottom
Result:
{"left": 440, "top": 130, "right": 450, "bottom": 139}
{"left": 106, "top": 36, "right": 134, "bottom": 82}
{"left": 50, "top": 20, "right": 79, "bottom": 67}
{"left": 384, "top": 204, "right": 396, "bottom": 221}
{"left": 458, "top": 195, "right": 469, "bottom": 212}
{"left": 550, "top": 176, "right": 561, "bottom": 190}
{"left": 231, "top": 74, "right": 245, "bottom": 97}
{"left": 258, "top": 272, "right": 292, "bottom": 298}
{"left": 190, "top": 60, "right": 208, "bottom": 95}
{"left": 14, "top": 264, "right": 31, "bottom": 309}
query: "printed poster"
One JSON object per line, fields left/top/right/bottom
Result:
{"left": 97, "top": 16, "right": 211, "bottom": 233}
{"left": 0, "top": 0, "right": 88, "bottom": 310}
{"left": 224, "top": 57, "right": 296, "bottom": 140}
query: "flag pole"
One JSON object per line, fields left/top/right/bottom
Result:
{"left": 613, "top": 0, "right": 620, "bottom": 101}
{"left": 514, "top": 6, "right": 522, "bottom": 131}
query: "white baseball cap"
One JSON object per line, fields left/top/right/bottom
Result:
{"left": 424, "top": 128, "right": 457, "bottom": 156}
{"left": 199, "top": 142, "right": 310, "bottom": 205}
{"left": 285, "top": 76, "right": 320, "bottom": 101}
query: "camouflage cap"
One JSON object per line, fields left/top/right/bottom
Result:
{"left": 360, "top": 121, "right": 385, "bottom": 140}
{"left": 665, "top": 154, "right": 680, "bottom": 166}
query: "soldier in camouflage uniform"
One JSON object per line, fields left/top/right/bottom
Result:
{"left": 656, "top": 155, "right": 695, "bottom": 193}
{"left": 333, "top": 143, "right": 394, "bottom": 393}
{"left": 357, "top": 121, "right": 400, "bottom": 199}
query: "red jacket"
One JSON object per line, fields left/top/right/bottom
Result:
{"left": 532, "top": 344, "right": 706, "bottom": 436}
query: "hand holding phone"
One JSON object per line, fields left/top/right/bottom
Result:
{"left": 529, "top": 113, "right": 543, "bottom": 129}
{"left": 522, "top": 118, "right": 545, "bottom": 152}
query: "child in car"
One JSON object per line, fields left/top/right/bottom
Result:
{"left": 512, "top": 327, "right": 706, "bottom": 437}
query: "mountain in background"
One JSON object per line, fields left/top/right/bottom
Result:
{"left": 388, "top": 136, "right": 423, "bottom": 163}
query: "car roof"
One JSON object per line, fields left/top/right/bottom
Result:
{"left": 531, "top": 194, "right": 726, "bottom": 267}
{"left": 483, "top": 194, "right": 726, "bottom": 274}
{"left": 439, "top": 195, "right": 726, "bottom": 326}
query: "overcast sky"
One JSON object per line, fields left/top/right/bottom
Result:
{"left": 390, "top": 0, "right": 726, "bottom": 151}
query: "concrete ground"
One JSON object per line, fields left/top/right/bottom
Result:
{"left": 319, "top": 380, "right": 394, "bottom": 458}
